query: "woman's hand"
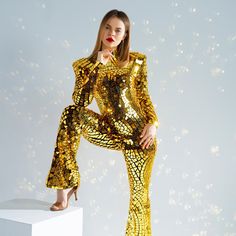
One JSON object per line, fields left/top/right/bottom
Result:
{"left": 97, "top": 48, "right": 115, "bottom": 65}
{"left": 139, "top": 123, "right": 157, "bottom": 149}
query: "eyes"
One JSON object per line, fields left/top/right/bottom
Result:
{"left": 105, "top": 26, "right": 122, "bottom": 33}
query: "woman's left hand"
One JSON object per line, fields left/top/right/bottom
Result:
{"left": 139, "top": 123, "right": 157, "bottom": 149}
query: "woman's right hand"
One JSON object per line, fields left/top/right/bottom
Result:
{"left": 97, "top": 48, "right": 115, "bottom": 65}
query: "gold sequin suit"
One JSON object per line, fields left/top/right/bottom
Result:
{"left": 45, "top": 49, "right": 159, "bottom": 235}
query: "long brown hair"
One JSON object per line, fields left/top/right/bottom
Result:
{"left": 87, "top": 9, "right": 131, "bottom": 68}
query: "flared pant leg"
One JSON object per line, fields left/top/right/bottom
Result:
{"left": 45, "top": 104, "right": 124, "bottom": 190}
{"left": 123, "top": 139, "right": 157, "bottom": 236}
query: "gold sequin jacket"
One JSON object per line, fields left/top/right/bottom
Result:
{"left": 71, "top": 51, "right": 158, "bottom": 128}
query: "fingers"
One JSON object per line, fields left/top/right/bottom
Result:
{"left": 139, "top": 126, "right": 149, "bottom": 149}
{"left": 101, "top": 50, "right": 113, "bottom": 63}
{"left": 140, "top": 126, "right": 147, "bottom": 138}
{"left": 139, "top": 135, "right": 153, "bottom": 149}
{"left": 103, "top": 49, "right": 113, "bottom": 57}
{"left": 145, "top": 138, "right": 153, "bottom": 149}
{"left": 98, "top": 49, "right": 116, "bottom": 65}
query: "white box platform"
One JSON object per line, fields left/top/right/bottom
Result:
{"left": 0, "top": 198, "right": 83, "bottom": 236}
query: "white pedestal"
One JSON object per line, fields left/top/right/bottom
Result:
{"left": 0, "top": 198, "right": 83, "bottom": 236}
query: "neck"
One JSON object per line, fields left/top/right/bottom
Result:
{"left": 102, "top": 46, "right": 116, "bottom": 53}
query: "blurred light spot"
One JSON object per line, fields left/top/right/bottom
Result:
{"left": 210, "top": 145, "right": 220, "bottom": 157}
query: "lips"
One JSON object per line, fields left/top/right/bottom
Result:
{"left": 106, "top": 37, "right": 114, "bottom": 42}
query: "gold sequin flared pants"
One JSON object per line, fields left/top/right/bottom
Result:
{"left": 45, "top": 104, "right": 158, "bottom": 236}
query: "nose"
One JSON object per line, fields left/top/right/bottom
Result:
{"left": 108, "top": 29, "right": 115, "bottom": 36}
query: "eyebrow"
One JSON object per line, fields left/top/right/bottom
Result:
{"left": 105, "top": 23, "right": 122, "bottom": 29}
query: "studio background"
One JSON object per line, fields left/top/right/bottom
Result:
{"left": 0, "top": 0, "right": 235, "bottom": 235}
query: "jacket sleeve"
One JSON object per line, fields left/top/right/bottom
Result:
{"left": 72, "top": 58, "right": 102, "bottom": 106}
{"left": 134, "top": 54, "right": 159, "bottom": 128}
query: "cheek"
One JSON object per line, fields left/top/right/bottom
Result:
{"left": 101, "top": 30, "right": 107, "bottom": 38}
{"left": 118, "top": 32, "right": 125, "bottom": 39}
{"left": 115, "top": 34, "right": 123, "bottom": 40}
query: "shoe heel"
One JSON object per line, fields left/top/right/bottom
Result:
{"left": 74, "top": 187, "right": 78, "bottom": 201}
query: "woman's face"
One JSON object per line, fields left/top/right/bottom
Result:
{"left": 101, "top": 16, "right": 126, "bottom": 51}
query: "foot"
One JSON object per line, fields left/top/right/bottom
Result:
{"left": 50, "top": 188, "right": 73, "bottom": 211}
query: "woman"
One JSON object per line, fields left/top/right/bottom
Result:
{"left": 45, "top": 9, "right": 159, "bottom": 235}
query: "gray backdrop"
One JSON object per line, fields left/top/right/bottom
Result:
{"left": 0, "top": 0, "right": 235, "bottom": 235}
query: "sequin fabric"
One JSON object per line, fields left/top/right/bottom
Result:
{"left": 45, "top": 49, "right": 159, "bottom": 235}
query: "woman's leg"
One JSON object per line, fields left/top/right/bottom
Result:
{"left": 122, "top": 138, "right": 158, "bottom": 236}
{"left": 45, "top": 104, "right": 124, "bottom": 190}
{"left": 45, "top": 103, "right": 158, "bottom": 234}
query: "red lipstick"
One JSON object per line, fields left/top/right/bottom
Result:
{"left": 106, "top": 37, "right": 114, "bottom": 42}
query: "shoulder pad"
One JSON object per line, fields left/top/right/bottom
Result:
{"left": 129, "top": 51, "right": 146, "bottom": 65}
{"left": 72, "top": 57, "right": 91, "bottom": 70}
